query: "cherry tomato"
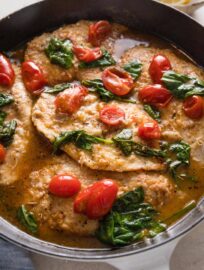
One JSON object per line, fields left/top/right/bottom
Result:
{"left": 102, "top": 67, "right": 134, "bottom": 96}
{"left": 138, "top": 84, "right": 172, "bottom": 108}
{"left": 0, "top": 54, "right": 15, "bottom": 87}
{"left": 86, "top": 179, "right": 118, "bottom": 219}
{"left": 149, "top": 54, "right": 172, "bottom": 84}
{"left": 21, "top": 61, "right": 46, "bottom": 94}
{"left": 74, "top": 186, "right": 93, "bottom": 214}
{"left": 55, "top": 84, "right": 88, "bottom": 114}
{"left": 49, "top": 174, "right": 81, "bottom": 198}
{"left": 73, "top": 46, "right": 103, "bottom": 63}
{"left": 88, "top": 20, "right": 112, "bottom": 46}
{"left": 183, "top": 95, "right": 204, "bottom": 119}
{"left": 0, "top": 144, "right": 6, "bottom": 163}
{"left": 99, "top": 105, "right": 125, "bottom": 126}
{"left": 138, "top": 121, "right": 161, "bottom": 140}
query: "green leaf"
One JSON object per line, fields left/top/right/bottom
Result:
{"left": 0, "top": 111, "right": 7, "bottom": 126}
{"left": 0, "top": 119, "right": 17, "bottom": 147}
{"left": 53, "top": 130, "right": 113, "bottom": 153}
{"left": 45, "top": 38, "right": 73, "bottom": 68}
{"left": 82, "top": 79, "right": 136, "bottom": 104}
{"left": 143, "top": 104, "right": 161, "bottom": 123}
{"left": 79, "top": 50, "right": 115, "bottom": 69}
{"left": 96, "top": 187, "right": 166, "bottom": 246}
{"left": 123, "top": 60, "right": 142, "bottom": 80}
{"left": 0, "top": 93, "right": 14, "bottom": 107}
{"left": 44, "top": 82, "right": 70, "bottom": 94}
{"left": 17, "top": 205, "right": 38, "bottom": 234}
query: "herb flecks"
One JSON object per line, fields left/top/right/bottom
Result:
{"left": 96, "top": 187, "right": 166, "bottom": 246}
{"left": 123, "top": 60, "right": 142, "bottom": 80}
{"left": 45, "top": 38, "right": 73, "bottom": 69}
{"left": 17, "top": 205, "right": 38, "bottom": 234}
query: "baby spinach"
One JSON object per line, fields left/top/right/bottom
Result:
{"left": 79, "top": 50, "right": 115, "bottom": 69}
{"left": 45, "top": 38, "right": 73, "bottom": 69}
{"left": 0, "top": 93, "right": 14, "bottom": 107}
{"left": 17, "top": 205, "right": 38, "bottom": 234}
{"left": 143, "top": 104, "right": 161, "bottom": 123}
{"left": 82, "top": 79, "right": 136, "bottom": 104}
{"left": 0, "top": 111, "right": 7, "bottom": 126}
{"left": 162, "top": 70, "right": 204, "bottom": 99}
{"left": 53, "top": 130, "right": 113, "bottom": 153}
{"left": 44, "top": 82, "right": 70, "bottom": 94}
{"left": 123, "top": 60, "right": 142, "bottom": 80}
{"left": 0, "top": 119, "right": 17, "bottom": 147}
{"left": 113, "top": 129, "right": 166, "bottom": 158}
{"left": 96, "top": 187, "right": 166, "bottom": 246}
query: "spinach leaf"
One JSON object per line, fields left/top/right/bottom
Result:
{"left": 0, "top": 119, "right": 17, "bottom": 146}
{"left": 113, "top": 129, "right": 166, "bottom": 158}
{"left": 96, "top": 187, "right": 166, "bottom": 246}
{"left": 17, "top": 205, "right": 38, "bottom": 234}
{"left": 0, "top": 111, "right": 7, "bottom": 126}
{"left": 45, "top": 38, "right": 73, "bottom": 69}
{"left": 44, "top": 82, "right": 70, "bottom": 94}
{"left": 162, "top": 71, "right": 204, "bottom": 99}
{"left": 0, "top": 94, "right": 14, "bottom": 107}
{"left": 79, "top": 50, "right": 115, "bottom": 69}
{"left": 123, "top": 60, "right": 142, "bottom": 80}
{"left": 82, "top": 79, "right": 136, "bottom": 104}
{"left": 144, "top": 104, "right": 161, "bottom": 123}
{"left": 53, "top": 130, "right": 113, "bottom": 153}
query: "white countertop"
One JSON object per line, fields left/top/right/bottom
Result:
{"left": 0, "top": 1, "right": 203, "bottom": 270}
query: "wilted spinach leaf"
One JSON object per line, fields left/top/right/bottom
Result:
{"left": 144, "top": 104, "right": 161, "bottom": 123}
{"left": 0, "top": 111, "right": 7, "bottom": 126}
{"left": 123, "top": 60, "right": 142, "bottom": 80}
{"left": 0, "top": 119, "right": 17, "bottom": 146}
{"left": 17, "top": 205, "right": 38, "bottom": 234}
{"left": 0, "top": 94, "right": 14, "bottom": 107}
{"left": 44, "top": 82, "right": 70, "bottom": 94}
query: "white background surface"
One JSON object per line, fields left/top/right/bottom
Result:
{"left": 0, "top": 1, "right": 203, "bottom": 269}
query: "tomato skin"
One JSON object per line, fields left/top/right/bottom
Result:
{"left": 183, "top": 95, "right": 204, "bottom": 119}
{"left": 88, "top": 20, "right": 112, "bottom": 46}
{"left": 55, "top": 84, "right": 88, "bottom": 114}
{"left": 138, "top": 84, "right": 172, "bottom": 108}
{"left": 73, "top": 46, "right": 102, "bottom": 63}
{"left": 149, "top": 54, "right": 172, "bottom": 84}
{"left": 138, "top": 121, "right": 161, "bottom": 140}
{"left": 21, "top": 61, "right": 46, "bottom": 94}
{"left": 74, "top": 186, "right": 93, "bottom": 214}
{"left": 49, "top": 174, "right": 81, "bottom": 198}
{"left": 0, "top": 54, "right": 15, "bottom": 87}
{"left": 86, "top": 179, "right": 118, "bottom": 219}
{"left": 0, "top": 144, "right": 6, "bottom": 162}
{"left": 102, "top": 67, "right": 134, "bottom": 96}
{"left": 99, "top": 105, "right": 125, "bottom": 126}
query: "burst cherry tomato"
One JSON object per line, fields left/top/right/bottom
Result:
{"left": 0, "top": 144, "right": 6, "bottom": 163}
{"left": 102, "top": 67, "right": 134, "bottom": 96}
{"left": 183, "top": 95, "right": 204, "bottom": 119}
{"left": 0, "top": 54, "right": 15, "bottom": 87}
{"left": 73, "top": 46, "right": 103, "bottom": 63}
{"left": 138, "top": 84, "right": 172, "bottom": 108}
{"left": 149, "top": 54, "right": 172, "bottom": 84}
{"left": 21, "top": 61, "right": 46, "bottom": 94}
{"left": 49, "top": 174, "right": 81, "bottom": 198}
{"left": 55, "top": 84, "right": 88, "bottom": 114}
{"left": 138, "top": 121, "right": 161, "bottom": 140}
{"left": 88, "top": 20, "right": 112, "bottom": 46}
{"left": 99, "top": 105, "right": 125, "bottom": 126}
{"left": 74, "top": 186, "right": 93, "bottom": 214}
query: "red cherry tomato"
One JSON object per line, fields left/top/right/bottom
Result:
{"left": 88, "top": 20, "right": 112, "bottom": 46}
{"left": 0, "top": 144, "right": 6, "bottom": 163}
{"left": 183, "top": 95, "right": 204, "bottom": 119}
{"left": 55, "top": 84, "right": 88, "bottom": 114}
{"left": 102, "top": 67, "right": 134, "bottom": 96}
{"left": 138, "top": 84, "right": 172, "bottom": 108}
{"left": 22, "top": 61, "right": 46, "bottom": 94}
{"left": 138, "top": 121, "right": 161, "bottom": 140}
{"left": 99, "top": 105, "right": 125, "bottom": 126}
{"left": 0, "top": 54, "right": 15, "bottom": 87}
{"left": 73, "top": 46, "right": 103, "bottom": 63}
{"left": 86, "top": 179, "right": 118, "bottom": 219}
{"left": 49, "top": 174, "right": 81, "bottom": 198}
{"left": 74, "top": 186, "right": 93, "bottom": 214}
{"left": 149, "top": 54, "right": 172, "bottom": 84}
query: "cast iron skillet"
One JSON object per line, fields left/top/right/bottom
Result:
{"left": 0, "top": 0, "right": 203, "bottom": 260}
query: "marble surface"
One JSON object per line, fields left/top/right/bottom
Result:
{"left": 0, "top": 1, "right": 203, "bottom": 269}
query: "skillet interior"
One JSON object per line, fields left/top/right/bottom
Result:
{"left": 0, "top": 0, "right": 203, "bottom": 260}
